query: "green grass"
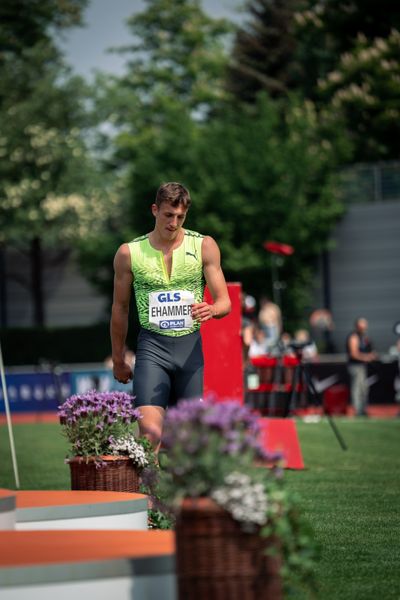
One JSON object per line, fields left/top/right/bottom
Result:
{"left": 287, "top": 418, "right": 400, "bottom": 600}
{"left": 1, "top": 417, "right": 399, "bottom": 599}
{"left": 0, "top": 422, "right": 70, "bottom": 490}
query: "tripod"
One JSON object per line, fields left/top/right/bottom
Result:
{"left": 286, "top": 345, "right": 348, "bottom": 451}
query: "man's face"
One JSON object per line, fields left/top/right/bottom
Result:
{"left": 357, "top": 319, "right": 368, "bottom": 334}
{"left": 152, "top": 202, "right": 187, "bottom": 240}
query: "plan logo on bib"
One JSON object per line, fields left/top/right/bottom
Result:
{"left": 160, "top": 319, "right": 185, "bottom": 330}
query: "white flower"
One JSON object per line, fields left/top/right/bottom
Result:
{"left": 211, "top": 471, "right": 268, "bottom": 529}
{"left": 109, "top": 435, "right": 149, "bottom": 468}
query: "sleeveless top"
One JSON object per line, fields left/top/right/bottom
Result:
{"left": 128, "top": 229, "right": 205, "bottom": 337}
{"left": 346, "top": 331, "right": 372, "bottom": 363}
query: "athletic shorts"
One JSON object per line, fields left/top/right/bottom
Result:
{"left": 132, "top": 328, "right": 204, "bottom": 409}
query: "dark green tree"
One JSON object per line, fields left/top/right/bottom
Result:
{"left": 0, "top": 0, "right": 111, "bottom": 327}
{"left": 79, "top": 0, "right": 351, "bottom": 327}
{"left": 117, "top": 0, "right": 232, "bottom": 115}
{"left": 78, "top": 0, "right": 232, "bottom": 301}
{"left": 185, "top": 94, "right": 350, "bottom": 323}
{"left": 227, "top": 0, "right": 400, "bottom": 160}
{"left": 294, "top": 0, "right": 400, "bottom": 97}
{"left": 226, "top": 0, "right": 299, "bottom": 102}
{"left": 0, "top": 0, "right": 87, "bottom": 57}
{"left": 312, "top": 29, "right": 400, "bottom": 161}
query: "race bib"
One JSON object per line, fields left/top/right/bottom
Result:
{"left": 149, "top": 290, "right": 194, "bottom": 331}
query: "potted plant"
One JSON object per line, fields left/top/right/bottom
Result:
{"left": 58, "top": 390, "right": 156, "bottom": 493}
{"left": 144, "top": 398, "right": 316, "bottom": 598}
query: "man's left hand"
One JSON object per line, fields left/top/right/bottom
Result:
{"left": 191, "top": 302, "right": 215, "bottom": 322}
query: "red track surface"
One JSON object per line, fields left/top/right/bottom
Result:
{"left": 1, "top": 405, "right": 398, "bottom": 425}
{"left": 0, "top": 412, "right": 60, "bottom": 424}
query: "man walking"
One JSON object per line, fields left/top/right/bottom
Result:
{"left": 110, "top": 182, "right": 231, "bottom": 449}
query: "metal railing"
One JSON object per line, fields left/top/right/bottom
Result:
{"left": 338, "top": 161, "right": 400, "bottom": 203}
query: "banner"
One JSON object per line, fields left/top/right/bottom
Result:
{"left": 0, "top": 369, "right": 132, "bottom": 414}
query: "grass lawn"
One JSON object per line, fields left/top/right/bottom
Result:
{"left": 1, "top": 417, "right": 399, "bottom": 599}
{"left": 288, "top": 418, "right": 400, "bottom": 600}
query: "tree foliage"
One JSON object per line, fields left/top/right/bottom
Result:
{"left": 78, "top": 0, "right": 233, "bottom": 300}
{"left": 5, "top": 0, "right": 386, "bottom": 330}
{"left": 186, "top": 95, "right": 349, "bottom": 320}
{"left": 118, "top": 0, "right": 233, "bottom": 116}
{"left": 227, "top": 0, "right": 400, "bottom": 160}
{"left": 316, "top": 29, "right": 400, "bottom": 161}
{"left": 86, "top": 0, "right": 350, "bottom": 322}
{"left": 226, "top": 0, "right": 299, "bottom": 101}
{"left": 294, "top": 0, "right": 400, "bottom": 96}
{"left": 0, "top": 0, "right": 88, "bottom": 56}
{"left": 0, "top": 0, "right": 115, "bottom": 325}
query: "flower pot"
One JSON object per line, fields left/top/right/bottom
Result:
{"left": 68, "top": 455, "right": 141, "bottom": 493}
{"left": 175, "top": 497, "right": 282, "bottom": 600}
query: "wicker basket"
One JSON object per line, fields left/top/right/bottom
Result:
{"left": 175, "top": 497, "right": 282, "bottom": 600}
{"left": 68, "top": 455, "right": 141, "bottom": 493}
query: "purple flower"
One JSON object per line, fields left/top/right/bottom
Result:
{"left": 58, "top": 390, "right": 138, "bottom": 421}
{"left": 59, "top": 389, "right": 142, "bottom": 458}
{"left": 162, "top": 398, "right": 266, "bottom": 458}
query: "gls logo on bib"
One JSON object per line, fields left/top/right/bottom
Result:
{"left": 149, "top": 290, "right": 194, "bottom": 331}
{"left": 157, "top": 292, "right": 181, "bottom": 303}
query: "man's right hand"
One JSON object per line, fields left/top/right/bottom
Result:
{"left": 113, "top": 361, "right": 133, "bottom": 384}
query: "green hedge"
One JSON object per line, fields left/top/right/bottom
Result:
{"left": 1, "top": 321, "right": 140, "bottom": 366}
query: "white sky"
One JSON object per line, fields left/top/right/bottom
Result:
{"left": 59, "top": 0, "right": 243, "bottom": 79}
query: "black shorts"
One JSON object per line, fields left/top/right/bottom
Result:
{"left": 132, "top": 328, "right": 204, "bottom": 409}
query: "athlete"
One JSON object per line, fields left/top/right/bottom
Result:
{"left": 110, "top": 182, "right": 231, "bottom": 450}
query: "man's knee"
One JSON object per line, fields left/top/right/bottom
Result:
{"left": 139, "top": 420, "right": 162, "bottom": 446}
{"left": 137, "top": 406, "right": 165, "bottom": 448}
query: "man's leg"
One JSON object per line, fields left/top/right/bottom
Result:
{"left": 173, "top": 365, "right": 204, "bottom": 403}
{"left": 172, "top": 331, "right": 204, "bottom": 403}
{"left": 133, "top": 360, "right": 170, "bottom": 451}
{"left": 137, "top": 405, "right": 165, "bottom": 452}
{"left": 349, "top": 364, "right": 365, "bottom": 416}
{"left": 359, "top": 368, "right": 369, "bottom": 416}
{"left": 133, "top": 331, "right": 172, "bottom": 451}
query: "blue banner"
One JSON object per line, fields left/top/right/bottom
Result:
{"left": 0, "top": 372, "right": 71, "bottom": 413}
{"left": 69, "top": 369, "right": 132, "bottom": 395}
{"left": 0, "top": 368, "right": 133, "bottom": 414}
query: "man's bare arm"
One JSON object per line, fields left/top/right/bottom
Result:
{"left": 191, "top": 236, "right": 231, "bottom": 323}
{"left": 110, "top": 243, "right": 134, "bottom": 383}
{"left": 348, "top": 334, "right": 377, "bottom": 362}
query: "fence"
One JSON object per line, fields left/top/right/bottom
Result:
{"left": 339, "top": 161, "right": 400, "bottom": 204}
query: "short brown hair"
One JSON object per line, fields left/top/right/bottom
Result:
{"left": 155, "top": 182, "right": 191, "bottom": 209}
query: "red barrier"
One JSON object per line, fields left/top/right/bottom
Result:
{"left": 202, "top": 283, "right": 243, "bottom": 403}
{"left": 323, "top": 385, "right": 349, "bottom": 415}
{"left": 258, "top": 418, "right": 305, "bottom": 470}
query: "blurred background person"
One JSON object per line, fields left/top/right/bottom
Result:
{"left": 346, "top": 318, "right": 378, "bottom": 417}
{"left": 309, "top": 308, "right": 336, "bottom": 353}
{"left": 279, "top": 331, "right": 294, "bottom": 356}
{"left": 258, "top": 296, "right": 282, "bottom": 350}
{"left": 248, "top": 324, "right": 269, "bottom": 358}
{"left": 241, "top": 292, "right": 257, "bottom": 366}
{"left": 388, "top": 337, "right": 400, "bottom": 410}
{"left": 294, "top": 329, "right": 319, "bottom": 361}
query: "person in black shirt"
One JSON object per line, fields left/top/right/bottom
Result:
{"left": 346, "top": 318, "right": 378, "bottom": 416}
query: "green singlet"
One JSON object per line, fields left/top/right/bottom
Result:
{"left": 128, "top": 229, "right": 205, "bottom": 337}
